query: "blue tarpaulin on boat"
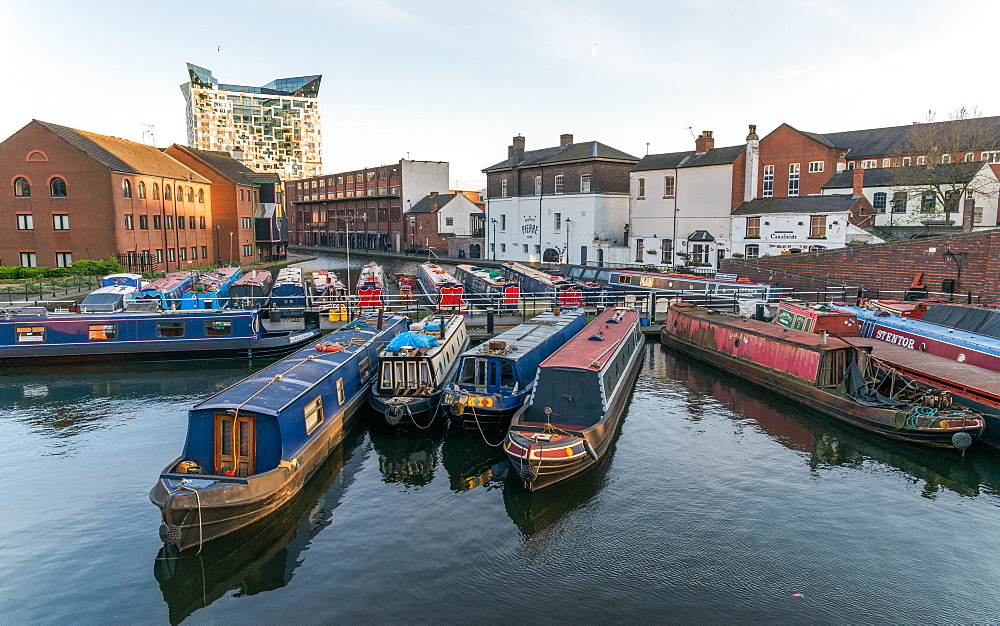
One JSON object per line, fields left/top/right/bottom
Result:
{"left": 387, "top": 332, "right": 440, "bottom": 351}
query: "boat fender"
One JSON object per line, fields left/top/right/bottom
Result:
{"left": 952, "top": 431, "right": 973, "bottom": 451}
{"left": 583, "top": 439, "right": 598, "bottom": 461}
{"left": 449, "top": 401, "right": 466, "bottom": 417}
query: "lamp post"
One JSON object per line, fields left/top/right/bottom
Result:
{"left": 229, "top": 232, "right": 234, "bottom": 266}
{"left": 942, "top": 247, "right": 966, "bottom": 299}
{"left": 491, "top": 218, "right": 497, "bottom": 260}
{"left": 565, "top": 218, "right": 571, "bottom": 264}
{"left": 214, "top": 225, "right": 221, "bottom": 266}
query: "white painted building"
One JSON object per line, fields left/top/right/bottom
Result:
{"left": 483, "top": 134, "right": 638, "bottom": 264}
{"left": 729, "top": 195, "right": 882, "bottom": 258}
{"left": 821, "top": 162, "right": 999, "bottom": 229}
{"left": 626, "top": 129, "right": 757, "bottom": 269}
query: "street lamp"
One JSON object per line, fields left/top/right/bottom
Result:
{"left": 565, "top": 218, "right": 572, "bottom": 265}
{"left": 229, "top": 232, "right": 234, "bottom": 266}
{"left": 214, "top": 225, "right": 221, "bottom": 266}
{"left": 491, "top": 218, "right": 497, "bottom": 260}
{"left": 942, "top": 247, "right": 966, "bottom": 298}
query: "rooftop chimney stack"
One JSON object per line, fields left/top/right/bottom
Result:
{"left": 695, "top": 130, "right": 714, "bottom": 154}
{"left": 560, "top": 133, "right": 574, "bottom": 146}
{"left": 744, "top": 125, "right": 760, "bottom": 203}
{"left": 512, "top": 135, "right": 525, "bottom": 164}
{"left": 231, "top": 146, "right": 244, "bottom": 162}
{"left": 853, "top": 165, "right": 864, "bottom": 197}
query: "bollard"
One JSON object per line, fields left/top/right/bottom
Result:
{"left": 487, "top": 309, "right": 494, "bottom": 334}
{"left": 269, "top": 309, "right": 280, "bottom": 324}
{"left": 304, "top": 310, "right": 320, "bottom": 330}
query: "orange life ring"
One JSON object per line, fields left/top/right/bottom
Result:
{"left": 315, "top": 342, "right": 343, "bottom": 353}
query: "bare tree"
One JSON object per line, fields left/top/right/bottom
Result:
{"left": 889, "top": 106, "right": 1000, "bottom": 227}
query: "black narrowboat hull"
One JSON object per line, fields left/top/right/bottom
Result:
{"left": 369, "top": 390, "right": 446, "bottom": 431}
{"left": 451, "top": 405, "right": 519, "bottom": 434}
{"left": 660, "top": 327, "right": 983, "bottom": 449}
{"left": 506, "top": 340, "right": 644, "bottom": 491}
{"left": 150, "top": 387, "right": 367, "bottom": 551}
{"left": 0, "top": 329, "right": 322, "bottom": 367}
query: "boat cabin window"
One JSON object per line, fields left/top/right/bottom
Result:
{"left": 304, "top": 396, "right": 323, "bottom": 434}
{"left": 618, "top": 275, "right": 632, "bottom": 285}
{"left": 381, "top": 359, "right": 433, "bottom": 391}
{"left": 156, "top": 322, "right": 185, "bottom": 338}
{"left": 15, "top": 326, "right": 45, "bottom": 342}
{"left": 359, "top": 356, "right": 371, "bottom": 379}
{"left": 406, "top": 362, "right": 418, "bottom": 389}
{"left": 88, "top": 324, "right": 117, "bottom": 340}
{"left": 336, "top": 378, "right": 345, "bottom": 405}
{"left": 500, "top": 361, "right": 515, "bottom": 388}
{"left": 381, "top": 362, "right": 392, "bottom": 388}
{"left": 205, "top": 320, "right": 232, "bottom": 336}
{"left": 214, "top": 412, "right": 255, "bottom": 476}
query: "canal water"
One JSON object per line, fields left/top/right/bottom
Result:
{"left": 2, "top": 256, "right": 999, "bottom": 623}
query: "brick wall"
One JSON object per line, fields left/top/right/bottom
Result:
{"left": 721, "top": 229, "right": 1000, "bottom": 302}
{"left": 759, "top": 124, "right": 846, "bottom": 198}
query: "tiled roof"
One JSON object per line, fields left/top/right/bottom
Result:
{"left": 34, "top": 120, "right": 209, "bottom": 183}
{"left": 483, "top": 141, "right": 638, "bottom": 172}
{"left": 822, "top": 161, "right": 985, "bottom": 189}
{"left": 245, "top": 172, "right": 281, "bottom": 184}
{"left": 819, "top": 116, "right": 1000, "bottom": 160}
{"left": 732, "top": 194, "right": 863, "bottom": 216}
{"left": 408, "top": 193, "right": 457, "bottom": 213}
{"left": 632, "top": 144, "right": 745, "bottom": 172}
{"left": 168, "top": 145, "right": 259, "bottom": 185}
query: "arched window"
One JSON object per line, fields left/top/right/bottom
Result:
{"left": 49, "top": 177, "right": 67, "bottom": 197}
{"left": 186, "top": 187, "right": 194, "bottom": 203}
{"left": 122, "top": 179, "right": 132, "bottom": 198}
{"left": 176, "top": 185, "right": 182, "bottom": 201}
{"left": 137, "top": 181, "right": 146, "bottom": 199}
{"left": 13, "top": 177, "right": 30, "bottom": 197}
{"left": 152, "top": 183, "right": 160, "bottom": 200}
{"left": 164, "top": 185, "right": 172, "bottom": 201}
{"left": 198, "top": 188, "right": 205, "bottom": 203}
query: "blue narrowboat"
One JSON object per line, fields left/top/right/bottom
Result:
{"left": 101, "top": 273, "right": 147, "bottom": 290}
{"left": 271, "top": 267, "right": 307, "bottom": 315}
{"left": 135, "top": 272, "right": 198, "bottom": 309}
{"left": 501, "top": 262, "right": 614, "bottom": 307}
{"left": 151, "top": 313, "right": 410, "bottom": 551}
{"left": 0, "top": 307, "right": 321, "bottom": 367}
{"left": 443, "top": 309, "right": 587, "bottom": 435}
{"left": 454, "top": 264, "right": 520, "bottom": 310}
{"left": 180, "top": 266, "right": 243, "bottom": 310}
{"left": 418, "top": 263, "right": 468, "bottom": 311}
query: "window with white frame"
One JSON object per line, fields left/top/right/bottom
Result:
{"left": 554, "top": 174, "right": 564, "bottom": 194}
{"left": 808, "top": 161, "right": 824, "bottom": 173}
{"left": 155, "top": 249, "right": 163, "bottom": 263}
{"left": 763, "top": 165, "right": 774, "bottom": 197}
{"left": 124, "top": 214, "right": 133, "bottom": 230}
{"left": 664, "top": 175, "right": 675, "bottom": 198}
{"left": 746, "top": 217, "right": 760, "bottom": 238}
{"left": 501, "top": 179, "right": 508, "bottom": 197}
{"left": 982, "top": 151, "right": 1000, "bottom": 164}
{"left": 637, "top": 177, "right": 645, "bottom": 198}
{"left": 942, "top": 154, "right": 952, "bottom": 164}
{"left": 16, "top": 214, "right": 33, "bottom": 230}
{"left": 965, "top": 152, "right": 975, "bottom": 162}
{"left": 745, "top": 244, "right": 759, "bottom": 259}
{"left": 873, "top": 192, "right": 887, "bottom": 212}
{"left": 691, "top": 243, "right": 710, "bottom": 265}
{"left": 534, "top": 175, "right": 542, "bottom": 195}
{"left": 445, "top": 217, "right": 454, "bottom": 226}
{"left": 882, "top": 158, "right": 891, "bottom": 167}
{"left": 500, "top": 243, "right": 506, "bottom": 252}
{"left": 580, "top": 174, "right": 591, "bottom": 193}
{"left": 916, "top": 156, "right": 926, "bottom": 165}
{"left": 554, "top": 213, "right": 562, "bottom": 231}
{"left": 860, "top": 160, "right": 877, "bottom": 169}
{"left": 788, "top": 163, "right": 800, "bottom": 196}
{"left": 661, "top": 239, "right": 672, "bottom": 263}
{"left": 902, "top": 157, "right": 911, "bottom": 166}
{"left": 20, "top": 251, "right": 36, "bottom": 267}
{"left": 892, "top": 191, "right": 907, "bottom": 212}
{"left": 52, "top": 214, "right": 69, "bottom": 230}
{"left": 55, "top": 251, "right": 72, "bottom": 267}
{"left": 847, "top": 161, "right": 855, "bottom": 169}
{"left": 167, "top": 248, "right": 176, "bottom": 262}
{"left": 242, "top": 244, "right": 253, "bottom": 257}
{"left": 241, "top": 216, "right": 251, "bottom": 229}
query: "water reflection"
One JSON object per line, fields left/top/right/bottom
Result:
{"left": 440, "top": 432, "right": 508, "bottom": 492}
{"left": 502, "top": 455, "right": 612, "bottom": 537}
{"left": 368, "top": 424, "right": 444, "bottom": 488}
{"left": 655, "top": 344, "right": 1000, "bottom": 499}
{"left": 153, "top": 427, "right": 367, "bottom": 625}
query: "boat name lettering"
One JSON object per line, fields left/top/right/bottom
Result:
{"left": 874, "top": 329, "right": 915, "bottom": 349}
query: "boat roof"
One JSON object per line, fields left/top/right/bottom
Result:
{"left": 195, "top": 317, "right": 406, "bottom": 415}
{"left": 142, "top": 271, "right": 195, "bottom": 291}
{"left": 233, "top": 269, "right": 272, "bottom": 285}
{"left": 541, "top": 308, "right": 638, "bottom": 371}
{"left": 608, "top": 268, "right": 770, "bottom": 287}
{"left": 276, "top": 267, "right": 303, "bottom": 281}
{"left": 378, "top": 313, "right": 463, "bottom": 357}
{"left": 674, "top": 303, "right": 853, "bottom": 351}
{"left": 458, "top": 310, "right": 584, "bottom": 362}
{"left": 457, "top": 264, "right": 512, "bottom": 286}
{"left": 420, "top": 263, "right": 460, "bottom": 284}
{"left": 505, "top": 262, "right": 566, "bottom": 285}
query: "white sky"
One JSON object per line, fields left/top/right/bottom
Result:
{"left": 3, "top": 0, "right": 999, "bottom": 190}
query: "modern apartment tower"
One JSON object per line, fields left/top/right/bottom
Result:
{"left": 181, "top": 63, "right": 322, "bottom": 180}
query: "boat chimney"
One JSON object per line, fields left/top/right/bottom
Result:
{"left": 377, "top": 308, "right": 384, "bottom": 330}
{"left": 818, "top": 329, "right": 829, "bottom": 346}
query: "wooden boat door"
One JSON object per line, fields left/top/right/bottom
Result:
{"left": 474, "top": 358, "right": 488, "bottom": 394}
{"left": 214, "top": 412, "right": 256, "bottom": 476}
